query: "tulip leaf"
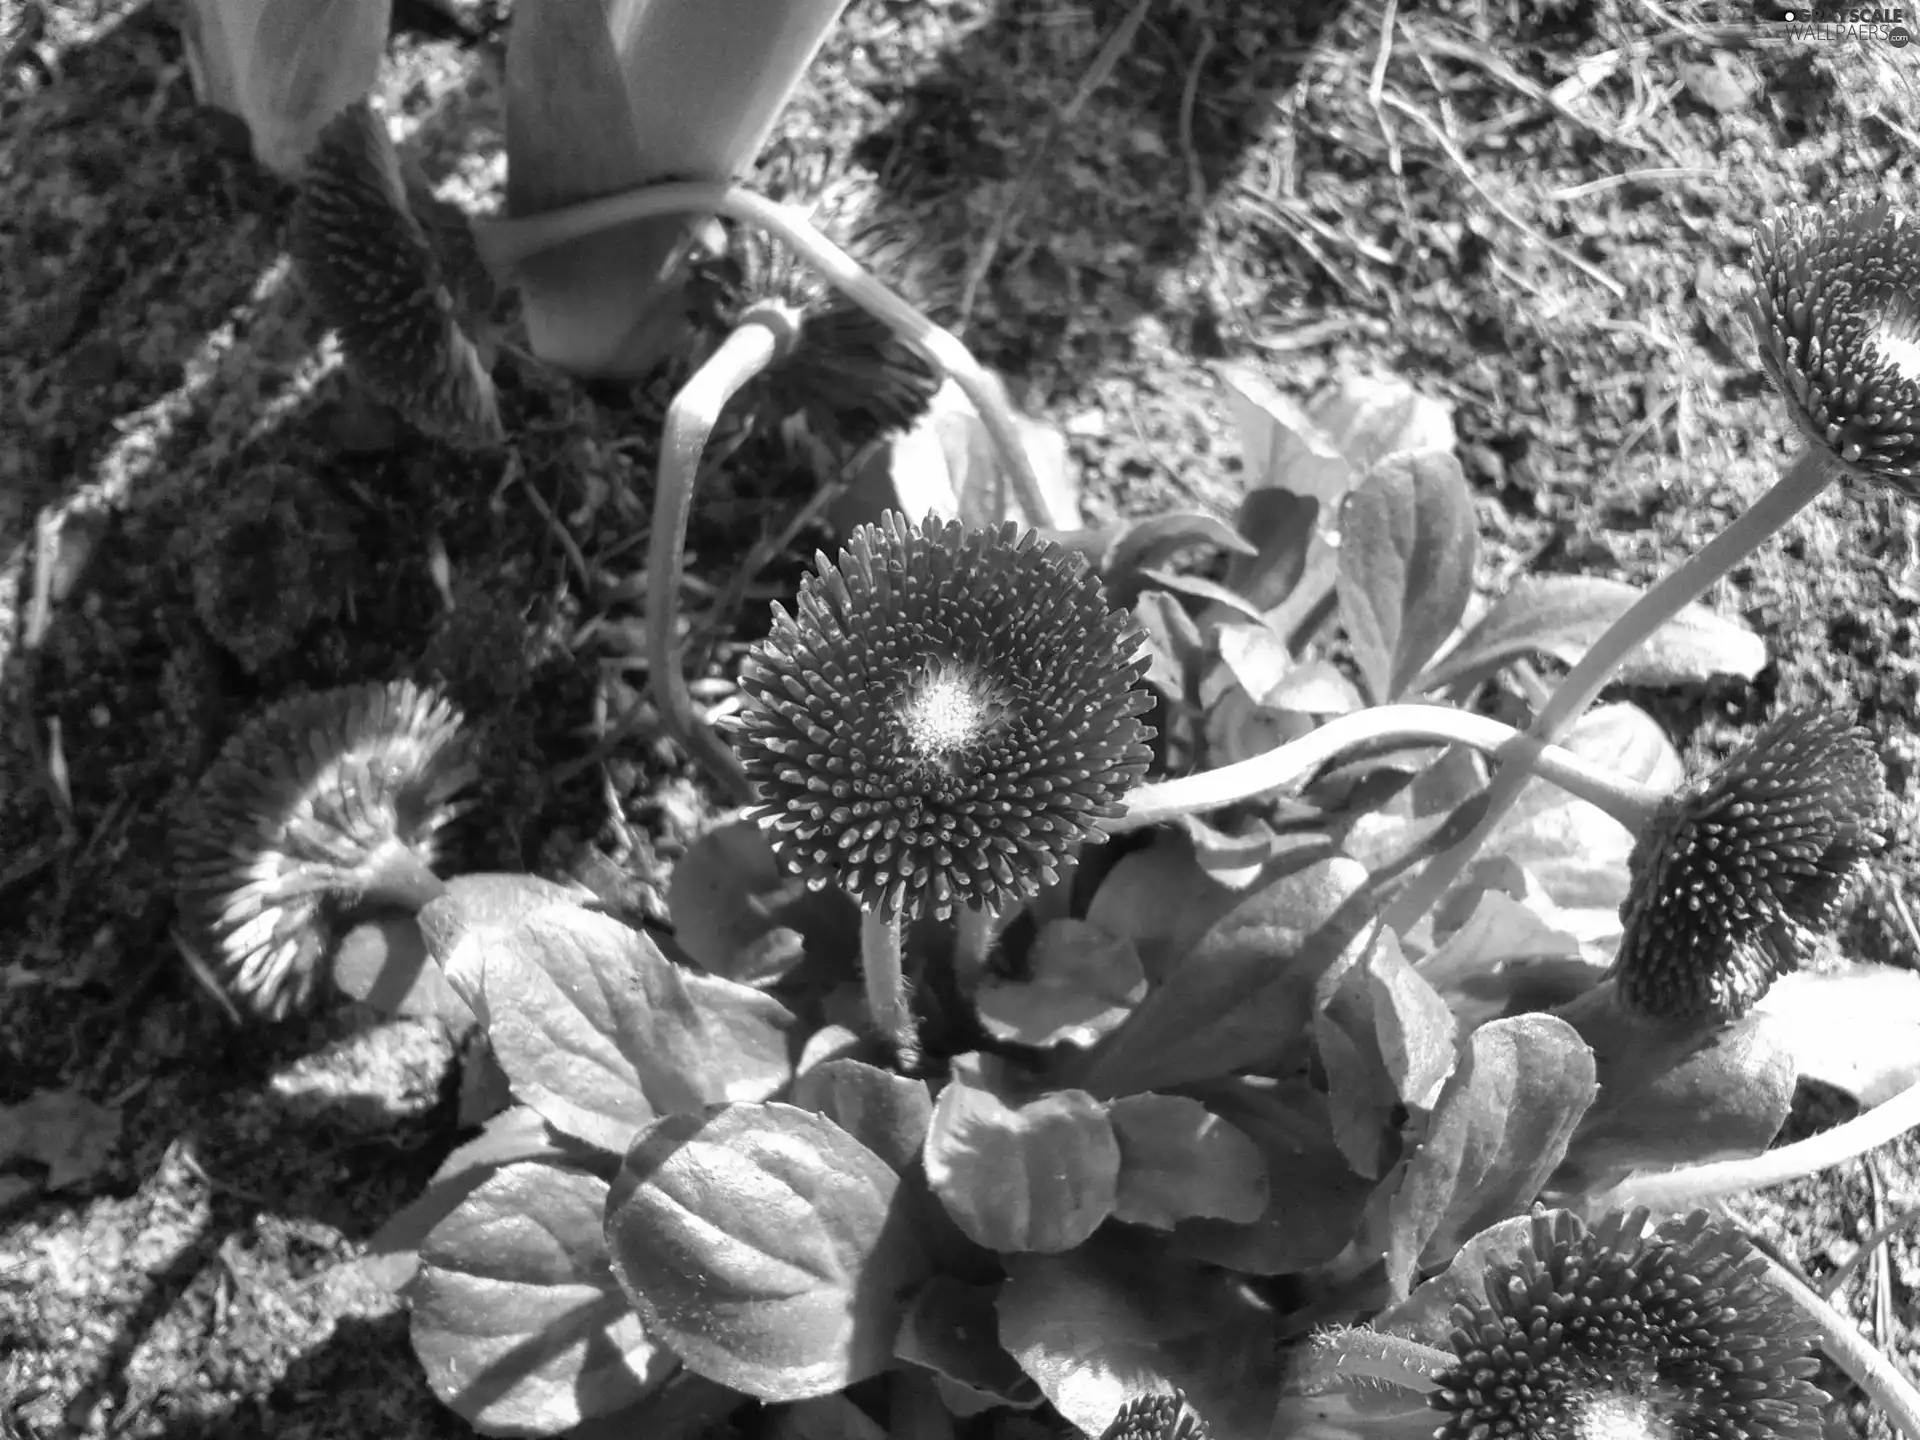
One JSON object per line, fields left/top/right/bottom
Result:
{"left": 1336, "top": 450, "right": 1476, "bottom": 703}
{"left": 1384, "top": 1013, "right": 1597, "bottom": 1299}
{"left": 1168, "top": 1078, "right": 1371, "bottom": 1274}
{"left": 407, "top": 1160, "right": 673, "bottom": 1434}
{"left": 791, "top": 1058, "right": 934, "bottom": 1174}
{"left": 996, "top": 1230, "right": 1283, "bottom": 1440}
{"left": 605, "top": 1102, "right": 929, "bottom": 1402}
{"left": 923, "top": 1062, "right": 1119, "bottom": 1253}
{"left": 1107, "top": 1094, "right": 1268, "bottom": 1229}
{"left": 1075, "top": 842, "right": 1372, "bottom": 1097}
{"left": 1417, "top": 574, "right": 1766, "bottom": 695}
{"left": 975, "top": 920, "right": 1147, "bottom": 1049}
{"left": 443, "top": 906, "right": 795, "bottom": 1154}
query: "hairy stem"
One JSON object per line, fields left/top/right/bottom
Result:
{"left": 1113, "top": 703, "right": 1666, "bottom": 836}
{"left": 1290, "top": 1326, "right": 1454, "bottom": 1396}
{"left": 1596, "top": 1077, "right": 1920, "bottom": 1213}
{"left": 952, "top": 904, "right": 995, "bottom": 997}
{"left": 861, "top": 902, "right": 917, "bottom": 1070}
{"left": 1757, "top": 1247, "right": 1920, "bottom": 1440}
{"left": 651, "top": 306, "right": 793, "bottom": 802}
{"left": 476, "top": 181, "right": 1060, "bottom": 528}
{"left": 1383, "top": 446, "right": 1838, "bottom": 935}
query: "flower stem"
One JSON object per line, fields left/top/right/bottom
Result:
{"left": 475, "top": 182, "right": 1062, "bottom": 529}
{"left": 650, "top": 305, "right": 793, "bottom": 803}
{"left": 1595, "top": 1077, "right": 1920, "bottom": 1214}
{"left": 1112, "top": 703, "right": 1666, "bottom": 836}
{"left": 1382, "top": 446, "right": 1839, "bottom": 935}
{"left": 860, "top": 902, "right": 917, "bottom": 1070}
{"left": 952, "top": 904, "right": 994, "bottom": 996}
{"left": 1290, "top": 1326, "right": 1454, "bottom": 1396}
{"left": 1756, "top": 1246, "right": 1920, "bottom": 1440}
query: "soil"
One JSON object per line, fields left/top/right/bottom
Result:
{"left": 3, "top": 0, "right": 1919, "bottom": 1436}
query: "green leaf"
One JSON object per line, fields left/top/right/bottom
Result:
{"left": 1314, "top": 929, "right": 1459, "bottom": 1179}
{"left": 668, "top": 816, "right": 859, "bottom": 987}
{"left": 1084, "top": 834, "right": 1247, "bottom": 984}
{"left": 1107, "top": 1095, "right": 1267, "bottom": 1229}
{"left": 331, "top": 913, "right": 459, "bottom": 1022}
{"left": 997, "top": 1230, "right": 1282, "bottom": 1440}
{"left": 1553, "top": 986, "right": 1793, "bottom": 1189}
{"left": 923, "top": 1061, "right": 1119, "bottom": 1253}
{"left": 417, "top": 871, "right": 589, "bottom": 968}
{"left": 976, "top": 920, "right": 1147, "bottom": 1049}
{"left": 1168, "top": 1079, "right": 1370, "bottom": 1274}
{"left": 445, "top": 907, "right": 795, "bottom": 1154}
{"left": 894, "top": 1276, "right": 1043, "bottom": 1410}
{"left": 1133, "top": 588, "right": 1205, "bottom": 701}
{"left": 1309, "top": 373, "right": 1456, "bottom": 468}
{"left": 1384, "top": 1013, "right": 1596, "bottom": 1299}
{"left": 1372, "top": 1209, "right": 1550, "bottom": 1343}
{"left": 1754, "top": 963, "right": 1920, "bottom": 1105}
{"left": 1104, "top": 511, "right": 1255, "bottom": 602}
{"left": 1416, "top": 575, "right": 1767, "bottom": 695}
{"left": 605, "top": 1102, "right": 930, "bottom": 1402}
{"left": 1218, "top": 364, "right": 1357, "bottom": 505}
{"left": 407, "top": 1160, "right": 672, "bottom": 1434}
{"left": 1416, "top": 890, "right": 1593, "bottom": 1029}
{"left": 1336, "top": 451, "right": 1476, "bottom": 703}
{"left": 791, "top": 1059, "right": 934, "bottom": 1174}
{"left": 1223, "top": 487, "right": 1321, "bottom": 614}
{"left": 1483, "top": 702, "right": 1682, "bottom": 920}
{"left": 359, "top": 1106, "right": 602, "bottom": 1291}
{"left": 1074, "top": 843, "right": 1372, "bottom": 1097}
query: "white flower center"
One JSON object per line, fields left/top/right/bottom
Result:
{"left": 897, "top": 660, "right": 1013, "bottom": 766}
{"left": 1569, "top": 1389, "right": 1676, "bottom": 1440}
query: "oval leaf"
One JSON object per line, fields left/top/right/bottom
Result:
{"left": 1336, "top": 451, "right": 1476, "bottom": 703}
{"left": 605, "top": 1102, "right": 930, "bottom": 1402}
{"left": 1752, "top": 962, "right": 1920, "bottom": 1106}
{"left": 923, "top": 1067, "right": 1119, "bottom": 1253}
{"left": 791, "top": 1058, "right": 934, "bottom": 1174}
{"left": 1076, "top": 846, "right": 1372, "bottom": 1098}
{"left": 1384, "top": 1013, "right": 1597, "bottom": 1299}
{"left": 408, "top": 1161, "right": 672, "bottom": 1434}
{"left": 668, "top": 816, "right": 859, "bottom": 986}
{"left": 446, "top": 907, "right": 796, "bottom": 1152}
{"left": 976, "top": 920, "right": 1147, "bottom": 1049}
{"left": 1107, "top": 1094, "right": 1267, "bottom": 1229}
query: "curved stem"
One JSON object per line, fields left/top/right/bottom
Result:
{"left": 1596, "top": 1077, "right": 1920, "bottom": 1214}
{"left": 476, "top": 182, "right": 1060, "bottom": 530}
{"left": 1383, "top": 447, "right": 1839, "bottom": 935}
{"left": 1112, "top": 703, "right": 1666, "bottom": 836}
{"left": 1291, "top": 1327, "right": 1454, "bottom": 1396}
{"left": 651, "top": 309, "right": 790, "bottom": 803}
{"left": 861, "top": 902, "right": 917, "bottom": 1070}
{"left": 952, "top": 904, "right": 995, "bottom": 997}
{"left": 1757, "top": 1247, "right": 1920, "bottom": 1440}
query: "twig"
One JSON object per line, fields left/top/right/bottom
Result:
{"left": 513, "top": 466, "right": 594, "bottom": 595}
{"left": 1379, "top": 92, "right": 1627, "bottom": 302}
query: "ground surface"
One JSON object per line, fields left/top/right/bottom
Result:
{"left": 3, "top": 0, "right": 1920, "bottom": 1435}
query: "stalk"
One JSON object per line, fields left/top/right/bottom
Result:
{"left": 1595, "top": 1076, "right": 1920, "bottom": 1214}
{"left": 1757, "top": 1248, "right": 1920, "bottom": 1440}
{"left": 649, "top": 304, "right": 798, "bottom": 801}
{"left": 860, "top": 903, "right": 916, "bottom": 1069}
{"left": 502, "top": 0, "right": 852, "bottom": 377}
{"left": 952, "top": 904, "right": 995, "bottom": 996}
{"left": 476, "top": 182, "right": 1060, "bottom": 529}
{"left": 1383, "top": 448, "right": 1839, "bottom": 934}
{"left": 1112, "top": 703, "right": 1666, "bottom": 836}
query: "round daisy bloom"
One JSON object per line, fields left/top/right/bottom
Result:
{"left": 1749, "top": 197, "right": 1920, "bottom": 489}
{"left": 1100, "top": 1392, "right": 1212, "bottom": 1440}
{"left": 1612, "top": 709, "right": 1886, "bottom": 1025}
{"left": 1432, "top": 1208, "right": 1826, "bottom": 1440}
{"left": 732, "top": 512, "right": 1155, "bottom": 921}
{"left": 694, "top": 219, "right": 943, "bottom": 453}
{"left": 291, "top": 99, "right": 503, "bottom": 450}
{"left": 173, "top": 679, "right": 475, "bottom": 1019}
